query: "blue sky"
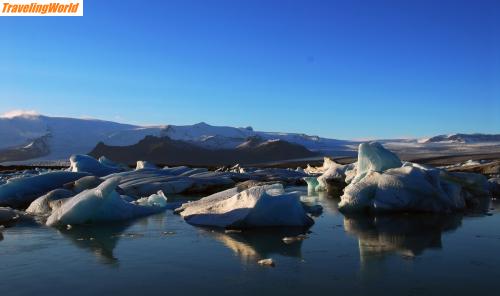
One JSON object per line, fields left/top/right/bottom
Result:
{"left": 1, "top": 0, "right": 499, "bottom": 139}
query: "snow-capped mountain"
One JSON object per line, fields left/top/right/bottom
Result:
{"left": 0, "top": 113, "right": 354, "bottom": 162}
{"left": 1, "top": 113, "right": 499, "bottom": 164}
{"left": 422, "top": 133, "right": 500, "bottom": 144}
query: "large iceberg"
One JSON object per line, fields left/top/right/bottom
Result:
{"left": 338, "top": 142, "right": 490, "bottom": 213}
{"left": 46, "top": 178, "right": 168, "bottom": 226}
{"left": 0, "top": 171, "right": 90, "bottom": 209}
{"left": 70, "top": 154, "right": 123, "bottom": 177}
{"left": 176, "top": 184, "right": 314, "bottom": 228}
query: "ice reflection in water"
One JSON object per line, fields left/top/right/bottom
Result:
{"left": 205, "top": 227, "right": 307, "bottom": 263}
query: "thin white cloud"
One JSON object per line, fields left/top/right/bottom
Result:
{"left": 0, "top": 109, "right": 40, "bottom": 118}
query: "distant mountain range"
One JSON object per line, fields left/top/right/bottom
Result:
{"left": 89, "top": 135, "right": 318, "bottom": 166}
{"left": 0, "top": 113, "right": 499, "bottom": 164}
{"left": 422, "top": 133, "right": 500, "bottom": 144}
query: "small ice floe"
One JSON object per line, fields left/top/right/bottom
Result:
{"left": 304, "top": 157, "right": 357, "bottom": 194}
{"left": 282, "top": 234, "right": 309, "bottom": 244}
{"left": 257, "top": 258, "right": 275, "bottom": 267}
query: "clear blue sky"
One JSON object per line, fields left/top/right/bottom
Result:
{"left": 1, "top": 0, "right": 499, "bottom": 139}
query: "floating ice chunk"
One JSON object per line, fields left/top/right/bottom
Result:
{"left": 339, "top": 165, "right": 490, "bottom": 213}
{"left": 355, "top": 142, "right": 402, "bottom": 182}
{"left": 257, "top": 258, "right": 275, "bottom": 267}
{"left": 303, "top": 177, "right": 319, "bottom": 192}
{"left": 136, "top": 161, "right": 157, "bottom": 170}
{"left": 178, "top": 184, "right": 313, "bottom": 228}
{"left": 0, "top": 171, "right": 90, "bottom": 209}
{"left": 46, "top": 177, "right": 167, "bottom": 226}
{"left": 338, "top": 142, "right": 491, "bottom": 213}
{"left": 134, "top": 190, "right": 168, "bottom": 207}
{"left": 70, "top": 154, "right": 122, "bottom": 177}
{"left": 26, "top": 189, "right": 74, "bottom": 216}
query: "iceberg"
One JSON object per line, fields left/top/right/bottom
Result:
{"left": 70, "top": 154, "right": 123, "bottom": 177}
{"left": 0, "top": 171, "right": 90, "bottom": 209}
{"left": 338, "top": 142, "right": 490, "bottom": 213}
{"left": 46, "top": 177, "right": 168, "bottom": 226}
{"left": 177, "top": 184, "right": 314, "bottom": 228}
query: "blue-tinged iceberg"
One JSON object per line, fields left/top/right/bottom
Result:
{"left": 338, "top": 142, "right": 489, "bottom": 213}
{"left": 70, "top": 154, "right": 123, "bottom": 177}
{"left": 0, "top": 171, "right": 90, "bottom": 209}
{"left": 46, "top": 178, "right": 168, "bottom": 226}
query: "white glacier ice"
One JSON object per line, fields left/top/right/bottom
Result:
{"left": 0, "top": 171, "right": 90, "bottom": 209}
{"left": 354, "top": 142, "right": 402, "bottom": 182}
{"left": 70, "top": 154, "right": 123, "bottom": 177}
{"left": 26, "top": 189, "right": 74, "bottom": 216}
{"left": 177, "top": 184, "right": 313, "bottom": 228}
{"left": 46, "top": 178, "right": 168, "bottom": 226}
{"left": 134, "top": 190, "right": 168, "bottom": 207}
{"left": 136, "top": 161, "right": 157, "bottom": 170}
{"left": 338, "top": 142, "right": 490, "bottom": 213}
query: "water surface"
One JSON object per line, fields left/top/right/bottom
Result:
{"left": 1, "top": 188, "right": 499, "bottom": 296}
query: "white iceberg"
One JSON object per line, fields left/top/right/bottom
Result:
{"left": 177, "top": 184, "right": 313, "bottom": 228}
{"left": 46, "top": 178, "right": 167, "bottom": 226}
{"left": 133, "top": 190, "right": 168, "bottom": 207}
{"left": 0, "top": 171, "right": 90, "bottom": 209}
{"left": 70, "top": 154, "right": 123, "bottom": 177}
{"left": 135, "top": 161, "right": 157, "bottom": 170}
{"left": 338, "top": 142, "right": 490, "bottom": 213}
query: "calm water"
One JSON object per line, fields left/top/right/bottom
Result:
{"left": 1, "top": 187, "right": 500, "bottom": 296}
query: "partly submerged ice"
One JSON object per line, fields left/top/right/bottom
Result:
{"left": 176, "top": 184, "right": 313, "bottom": 228}
{"left": 338, "top": 142, "right": 490, "bottom": 213}
{"left": 46, "top": 178, "right": 168, "bottom": 226}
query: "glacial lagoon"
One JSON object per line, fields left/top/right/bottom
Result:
{"left": 1, "top": 187, "right": 499, "bottom": 296}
